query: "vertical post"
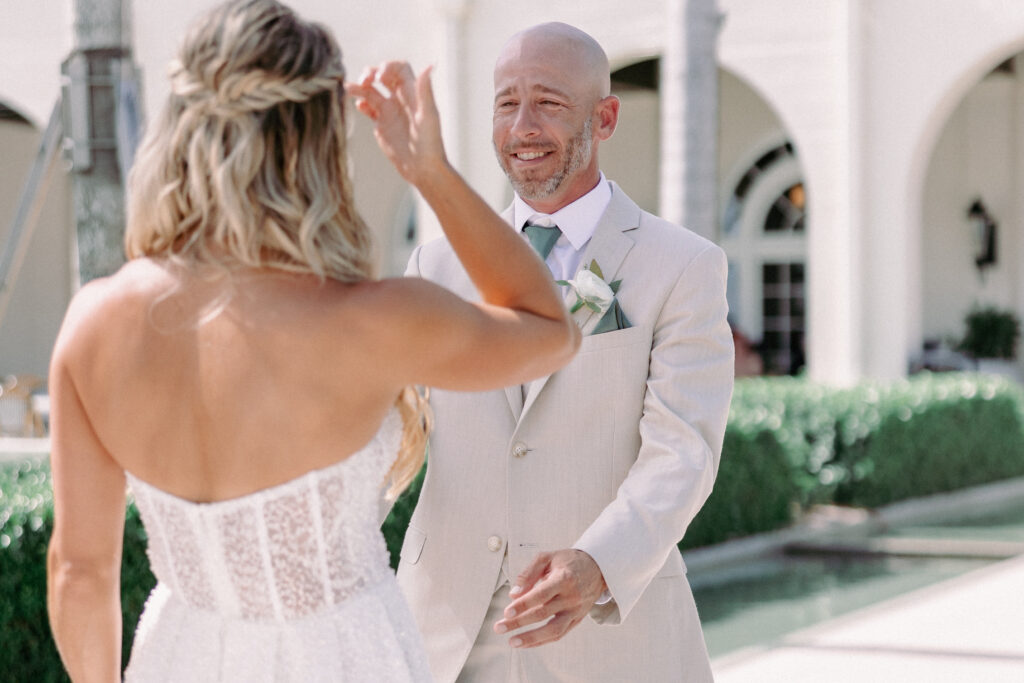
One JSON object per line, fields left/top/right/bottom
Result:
{"left": 63, "top": 0, "right": 131, "bottom": 285}
{"left": 659, "top": 0, "right": 722, "bottom": 239}
{"left": 415, "top": 0, "right": 472, "bottom": 244}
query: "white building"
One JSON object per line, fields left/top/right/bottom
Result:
{"left": 2, "top": 0, "right": 1023, "bottom": 385}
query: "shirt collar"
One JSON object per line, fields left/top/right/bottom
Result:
{"left": 513, "top": 172, "right": 611, "bottom": 251}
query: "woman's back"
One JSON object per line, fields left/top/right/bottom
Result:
{"left": 71, "top": 258, "right": 407, "bottom": 503}
{"left": 45, "top": 3, "right": 577, "bottom": 679}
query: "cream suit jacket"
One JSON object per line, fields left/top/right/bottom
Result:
{"left": 399, "top": 182, "right": 734, "bottom": 682}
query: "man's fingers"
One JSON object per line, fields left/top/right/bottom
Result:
{"left": 508, "top": 613, "right": 581, "bottom": 649}
{"left": 504, "top": 573, "right": 561, "bottom": 618}
{"left": 496, "top": 590, "right": 572, "bottom": 633}
{"left": 511, "top": 552, "right": 551, "bottom": 597}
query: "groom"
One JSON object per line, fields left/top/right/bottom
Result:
{"left": 400, "top": 22, "right": 733, "bottom": 682}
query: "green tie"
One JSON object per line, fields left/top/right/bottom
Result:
{"left": 523, "top": 223, "right": 562, "bottom": 260}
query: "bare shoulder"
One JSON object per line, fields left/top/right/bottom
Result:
{"left": 53, "top": 259, "right": 169, "bottom": 365}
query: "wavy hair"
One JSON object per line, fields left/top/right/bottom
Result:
{"left": 126, "top": 0, "right": 428, "bottom": 497}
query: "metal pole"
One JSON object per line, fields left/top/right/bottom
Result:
{"left": 63, "top": 0, "right": 132, "bottom": 285}
{"left": 0, "top": 103, "right": 64, "bottom": 330}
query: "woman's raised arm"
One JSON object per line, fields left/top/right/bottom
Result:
{"left": 346, "top": 63, "right": 579, "bottom": 389}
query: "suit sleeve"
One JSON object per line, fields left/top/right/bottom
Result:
{"left": 572, "top": 242, "right": 734, "bottom": 624}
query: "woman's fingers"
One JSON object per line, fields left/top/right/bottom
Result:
{"left": 344, "top": 82, "right": 380, "bottom": 120}
{"left": 345, "top": 60, "right": 448, "bottom": 184}
{"left": 377, "top": 61, "right": 418, "bottom": 110}
{"left": 415, "top": 65, "right": 437, "bottom": 118}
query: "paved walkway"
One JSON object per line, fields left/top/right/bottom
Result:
{"left": 711, "top": 553, "right": 1024, "bottom": 682}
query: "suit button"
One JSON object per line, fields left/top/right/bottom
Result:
{"left": 487, "top": 535, "right": 503, "bottom": 552}
{"left": 512, "top": 442, "right": 528, "bottom": 458}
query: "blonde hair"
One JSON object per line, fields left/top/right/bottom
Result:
{"left": 126, "top": 0, "right": 428, "bottom": 496}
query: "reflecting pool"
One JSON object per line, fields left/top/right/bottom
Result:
{"left": 692, "top": 502, "right": 1024, "bottom": 658}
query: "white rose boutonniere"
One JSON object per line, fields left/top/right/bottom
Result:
{"left": 562, "top": 269, "right": 616, "bottom": 314}
{"left": 557, "top": 259, "right": 626, "bottom": 331}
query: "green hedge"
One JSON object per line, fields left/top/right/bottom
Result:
{"left": 680, "top": 414, "right": 796, "bottom": 549}
{"left": 0, "top": 459, "right": 154, "bottom": 682}
{"left": 829, "top": 375, "right": 1024, "bottom": 507}
{"left": 707, "top": 372, "right": 1024, "bottom": 528}
{"left": 4, "top": 372, "right": 1024, "bottom": 677}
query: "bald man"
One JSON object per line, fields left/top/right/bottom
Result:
{"left": 399, "top": 23, "right": 733, "bottom": 682}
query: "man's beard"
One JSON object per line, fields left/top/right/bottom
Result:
{"left": 496, "top": 117, "right": 593, "bottom": 200}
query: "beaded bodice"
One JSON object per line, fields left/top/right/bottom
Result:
{"left": 126, "top": 409, "right": 401, "bottom": 622}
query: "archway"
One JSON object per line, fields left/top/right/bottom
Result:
{"left": 919, "top": 52, "right": 1024, "bottom": 371}
{"left": 604, "top": 61, "right": 807, "bottom": 374}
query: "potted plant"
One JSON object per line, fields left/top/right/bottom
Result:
{"left": 958, "top": 306, "right": 1021, "bottom": 380}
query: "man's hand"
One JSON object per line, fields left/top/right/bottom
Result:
{"left": 493, "top": 549, "right": 607, "bottom": 648}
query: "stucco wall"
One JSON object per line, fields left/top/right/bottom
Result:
{"left": 0, "top": 122, "right": 73, "bottom": 378}
{"left": 855, "top": 0, "right": 1024, "bottom": 376}
{"left": 923, "top": 70, "right": 1022, "bottom": 345}
{"left": 4, "top": 0, "right": 1024, "bottom": 382}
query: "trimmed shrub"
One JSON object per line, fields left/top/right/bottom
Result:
{"left": 830, "top": 375, "right": 1024, "bottom": 507}
{"left": 680, "top": 421, "right": 796, "bottom": 550}
{"left": 959, "top": 307, "right": 1020, "bottom": 360}
{"left": 0, "top": 459, "right": 62, "bottom": 682}
{"left": 0, "top": 458, "right": 154, "bottom": 681}
{"left": 720, "top": 372, "right": 1024, "bottom": 516}
{"left": 4, "top": 372, "right": 1023, "bottom": 678}
{"left": 382, "top": 462, "right": 426, "bottom": 569}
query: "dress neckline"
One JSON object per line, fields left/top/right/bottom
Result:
{"left": 125, "top": 408, "right": 401, "bottom": 509}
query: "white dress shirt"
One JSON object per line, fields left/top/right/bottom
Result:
{"left": 512, "top": 173, "right": 612, "bottom": 281}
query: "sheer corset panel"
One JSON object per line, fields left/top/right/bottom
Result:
{"left": 126, "top": 409, "right": 401, "bottom": 622}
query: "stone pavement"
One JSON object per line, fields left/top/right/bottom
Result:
{"left": 711, "top": 553, "right": 1024, "bottom": 682}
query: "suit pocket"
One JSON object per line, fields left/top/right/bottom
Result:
{"left": 579, "top": 325, "right": 646, "bottom": 354}
{"left": 399, "top": 525, "right": 426, "bottom": 565}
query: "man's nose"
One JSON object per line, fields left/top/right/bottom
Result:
{"left": 510, "top": 105, "right": 540, "bottom": 138}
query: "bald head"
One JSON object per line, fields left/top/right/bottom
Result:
{"left": 495, "top": 22, "right": 611, "bottom": 99}
{"left": 491, "top": 22, "right": 618, "bottom": 212}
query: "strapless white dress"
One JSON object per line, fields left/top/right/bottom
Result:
{"left": 123, "top": 409, "right": 432, "bottom": 682}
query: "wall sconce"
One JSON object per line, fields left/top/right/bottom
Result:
{"left": 967, "top": 199, "right": 997, "bottom": 270}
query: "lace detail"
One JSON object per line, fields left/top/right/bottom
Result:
{"left": 124, "top": 409, "right": 432, "bottom": 681}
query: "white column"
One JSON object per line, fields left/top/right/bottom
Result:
{"left": 806, "top": 0, "right": 865, "bottom": 384}
{"left": 416, "top": 0, "right": 472, "bottom": 244}
{"left": 659, "top": 0, "right": 722, "bottom": 239}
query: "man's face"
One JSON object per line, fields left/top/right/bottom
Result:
{"left": 492, "top": 47, "right": 600, "bottom": 212}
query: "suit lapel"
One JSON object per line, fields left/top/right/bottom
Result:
{"left": 496, "top": 204, "right": 528, "bottom": 418}
{"left": 519, "top": 183, "right": 640, "bottom": 423}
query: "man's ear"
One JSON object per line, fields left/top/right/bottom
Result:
{"left": 594, "top": 95, "right": 620, "bottom": 141}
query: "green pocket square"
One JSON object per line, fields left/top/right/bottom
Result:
{"left": 591, "top": 300, "right": 631, "bottom": 335}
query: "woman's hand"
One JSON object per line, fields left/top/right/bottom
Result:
{"left": 345, "top": 62, "right": 447, "bottom": 186}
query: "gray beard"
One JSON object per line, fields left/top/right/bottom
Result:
{"left": 497, "top": 117, "right": 593, "bottom": 201}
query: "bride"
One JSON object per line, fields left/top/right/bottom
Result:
{"left": 45, "top": 1, "right": 579, "bottom": 680}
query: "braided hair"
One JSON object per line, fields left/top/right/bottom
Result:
{"left": 126, "top": 0, "right": 371, "bottom": 282}
{"left": 126, "top": 0, "right": 429, "bottom": 498}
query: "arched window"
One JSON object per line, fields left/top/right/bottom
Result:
{"left": 720, "top": 141, "right": 806, "bottom": 374}
{"left": 0, "top": 102, "right": 32, "bottom": 125}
